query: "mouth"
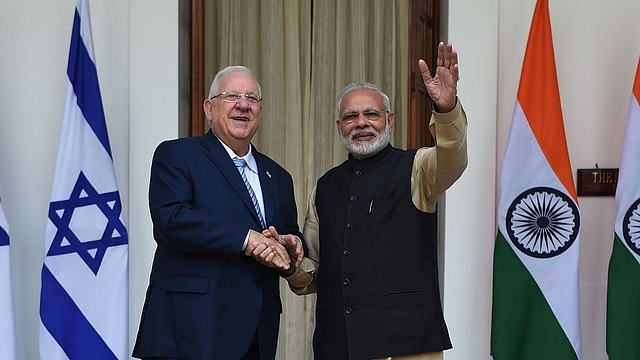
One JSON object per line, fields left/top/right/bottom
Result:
{"left": 351, "top": 131, "right": 377, "bottom": 142}
{"left": 231, "top": 116, "right": 250, "bottom": 122}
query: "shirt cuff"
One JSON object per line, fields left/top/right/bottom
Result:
{"left": 283, "top": 267, "right": 312, "bottom": 284}
{"left": 242, "top": 230, "right": 250, "bottom": 251}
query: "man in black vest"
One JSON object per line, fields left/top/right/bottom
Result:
{"left": 280, "top": 42, "right": 467, "bottom": 360}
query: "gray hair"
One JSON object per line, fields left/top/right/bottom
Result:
{"left": 208, "top": 65, "right": 262, "bottom": 98}
{"left": 336, "top": 82, "right": 391, "bottom": 117}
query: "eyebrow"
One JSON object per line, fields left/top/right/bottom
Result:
{"left": 341, "top": 107, "right": 382, "bottom": 114}
{"left": 224, "top": 90, "right": 259, "bottom": 95}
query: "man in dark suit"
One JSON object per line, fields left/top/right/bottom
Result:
{"left": 133, "top": 66, "right": 304, "bottom": 360}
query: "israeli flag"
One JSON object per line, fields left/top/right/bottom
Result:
{"left": 0, "top": 199, "right": 17, "bottom": 360}
{"left": 39, "top": 1, "right": 128, "bottom": 359}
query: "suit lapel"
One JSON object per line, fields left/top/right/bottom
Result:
{"left": 254, "top": 150, "right": 274, "bottom": 227}
{"left": 200, "top": 131, "right": 261, "bottom": 226}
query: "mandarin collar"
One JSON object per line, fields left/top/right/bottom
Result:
{"left": 347, "top": 143, "right": 393, "bottom": 166}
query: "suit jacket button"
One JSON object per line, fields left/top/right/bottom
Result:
{"left": 345, "top": 308, "right": 352, "bottom": 314}
{"left": 256, "top": 280, "right": 262, "bottom": 286}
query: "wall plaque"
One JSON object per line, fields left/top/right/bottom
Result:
{"left": 577, "top": 168, "right": 618, "bottom": 196}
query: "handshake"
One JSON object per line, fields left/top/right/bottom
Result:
{"left": 244, "top": 226, "right": 303, "bottom": 276}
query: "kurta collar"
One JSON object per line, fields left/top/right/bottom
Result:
{"left": 347, "top": 143, "right": 394, "bottom": 166}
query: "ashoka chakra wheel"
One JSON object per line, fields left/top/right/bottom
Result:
{"left": 622, "top": 197, "right": 640, "bottom": 257}
{"left": 506, "top": 187, "right": 580, "bottom": 258}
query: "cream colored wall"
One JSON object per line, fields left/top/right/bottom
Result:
{"left": 1, "top": 0, "right": 639, "bottom": 359}
{"left": 442, "top": 0, "right": 498, "bottom": 358}
{"left": 128, "top": 0, "right": 180, "bottom": 357}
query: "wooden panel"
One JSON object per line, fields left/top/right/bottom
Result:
{"left": 407, "top": 0, "right": 439, "bottom": 148}
{"left": 190, "top": 0, "right": 205, "bottom": 136}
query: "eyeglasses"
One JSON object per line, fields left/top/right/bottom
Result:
{"left": 339, "top": 108, "right": 388, "bottom": 124}
{"left": 210, "top": 92, "right": 262, "bottom": 104}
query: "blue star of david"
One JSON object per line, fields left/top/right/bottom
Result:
{"left": 47, "top": 171, "right": 128, "bottom": 275}
{"left": 0, "top": 226, "right": 8, "bottom": 246}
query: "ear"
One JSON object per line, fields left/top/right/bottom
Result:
{"left": 335, "top": 119, "right": 341, "bottom": 134}
{"left": 387, "top": 112, "right": 395, "bottom": 131}
{"left": 203, "top": 99, "right": 213, "bottom": 119}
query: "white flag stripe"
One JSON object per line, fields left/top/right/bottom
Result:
{"left": 615, "top": 93, "right": 640, "bottom": 264}
{"left": 498, "top": 102, "right": 582, "bottom": 356}
{"left": 0, "top": 202, "right": 17, "bottom": 360}
{"left": 46, "top": 87, "right": 117, "bottom": 203}
{"left": 76, "top": 0, "right": 94, "bottom": 63}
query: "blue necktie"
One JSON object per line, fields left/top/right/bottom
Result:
{"left": 233, "top": 158, "right": 266, "bottom": 228}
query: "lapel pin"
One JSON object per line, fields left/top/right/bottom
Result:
{"left": 266, "top": 170, "right": 271, "bottom": 178}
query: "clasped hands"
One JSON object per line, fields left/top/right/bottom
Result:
{"left": 244, "top": 226, "right": 303, "bottom": 275}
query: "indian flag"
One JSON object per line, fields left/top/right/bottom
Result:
{"left": 491, "top": 0, "right": 581, "bottom": 359}
{"left": 606, "top": 57, "right": 640, "bottom": 360}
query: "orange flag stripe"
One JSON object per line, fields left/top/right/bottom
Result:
{"left": 517, "top": 0, "right": 577, "bottom": 201}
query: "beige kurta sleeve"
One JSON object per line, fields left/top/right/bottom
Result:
{"left": 283, "top": 185, "right": 320, "bottom": 295}
{"left": 412, "top": 100, "right": 468, "bottom": 213}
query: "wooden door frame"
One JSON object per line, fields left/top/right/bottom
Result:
{"left": 407, "top": 0, "right": 440, "bottom": 149}
{"left": 190, "top": 0, "right": 205, "bottom": 136}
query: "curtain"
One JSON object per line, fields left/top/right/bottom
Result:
{"left": 204, "top": 1, "right": 408, "bottom": 358}
{"left": 307, "top": 0, "right": 409, "bottom": 182}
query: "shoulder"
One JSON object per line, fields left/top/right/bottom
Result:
{"left": 155, "top": 136, "right": 202, "bottom": 153}
{"left": 390, "top": 146, "right": 415, "bottom": 157}
{"left": 319, "top": 158, "right": 349, "bottom": 178}
{"left": 156, "top": 136, "right": 200, "bottom": 149}
{"left": 386, "top": 147, "right": 417, "bottom": 172}
{"left": 317, "top": 157, "right": 358, "bottom": 189}
{"left": 152, "top": 137, "right": 205, "bottom": 165}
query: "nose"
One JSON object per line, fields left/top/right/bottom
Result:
{"left": 235, "top": 96, "right": 251, "bottom": 110}
{"left": 354, "top": 112, "right": 369, "bottom": 127}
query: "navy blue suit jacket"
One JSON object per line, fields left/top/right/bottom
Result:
{"left": 133, "top": 130, "right": 302, "bottom": 360}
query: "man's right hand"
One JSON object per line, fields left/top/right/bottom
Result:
{"left": 245, "top": 230, "right": 291, "bottom": 271}
{"left": 263, "top": 226, "right": 304, "bottom": 269}
{"left": 418, "top": 41, "right": 459, "bottom": 113}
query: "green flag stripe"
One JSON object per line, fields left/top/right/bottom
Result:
{"left": 492, "top": 231, "right": 577, "bottom": 360}
{"left": 606, "top": 234, "right": 640, "bottom": 359}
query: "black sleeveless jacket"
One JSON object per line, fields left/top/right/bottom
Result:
{"left": 313, "top": 144, "right": 452, "bottom": 360}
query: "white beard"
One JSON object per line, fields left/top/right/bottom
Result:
{"left": 340, "top": 120, "right": 391, "bottom": 159}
